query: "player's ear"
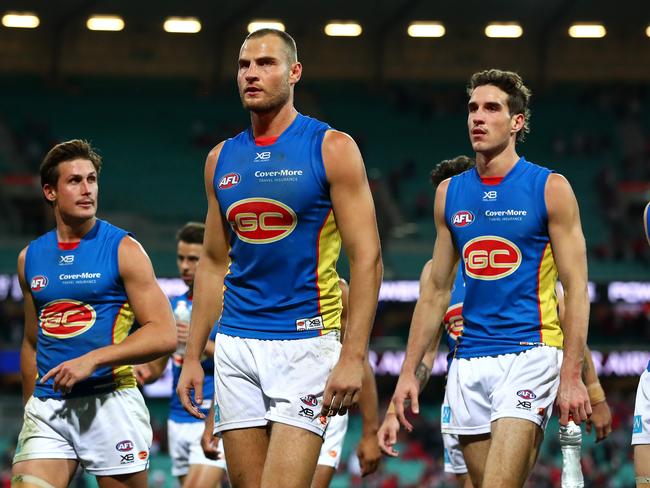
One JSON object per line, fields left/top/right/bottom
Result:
{"left": 511, "top": 113, "right": 525, "bottom": 135}
{"left": 289, "top": 62, "right": 302, "bottom": 85}
{"left": 43, "top": 184, "right": 57, "bottom": 204}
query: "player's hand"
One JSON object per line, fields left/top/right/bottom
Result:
{"left": 176, "top": 321, "right": 189, "bottom": 345}
{"left": 585, "top": 400, "right": 612, "bottom": 442}
{"left": 357, "top": 432, "right": 381, "bottom": 476}
{"left": 557, "top": 376, "right": 591, "bottom": 426}
{"left": 201, "top": 419, "right": 221, "bottom": 460}
{"left": 391, "top": 373, "right": 420, "bottom": 432}
{"left": 378, "top": 412, "right": 401, "bottom": 457}
{"left": 176, "top": 357, "right": 206, "bottom": 419}
{"left": 40, "top": 354, "right": 98, "bottom": 394}
{"left": 321, "top": 355, "right": 363, "bottom": 417}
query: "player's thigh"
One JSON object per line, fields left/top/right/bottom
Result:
{"left": 311, "top": 465, "right": 335, "bottom": 488}
{"left": 183, "top": 464, "right": 226, "bottom": 488}
{"left": 459, "top": 433, "right": 490, "bottom": 488}
{"left": 11, "top": 459, "right": 78, "bottom": 488}
{"left": 483, "top": 417, "right": 543, "bottom": 487}
{"left": 221, "top": 427, "right": 269, "bottom": 488}
{"left": 262, "top": 422, "right": 323, "bottom": 488}
{"left": 96, "top": 470, "right": 148, "bottom": 488}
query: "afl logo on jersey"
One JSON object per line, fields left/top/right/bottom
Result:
{"left": 39, "top": 299, "right": 96, "bottom": 338}
{"left": 30, "top": 275, "right": 48, "bottom": 292}
{"left": 462, "top": 236, "right": 521, "bottom": 280}
{"left": 452, "top": 210, "right": 475, "bottom": 227}
{"left": 226, "top": 198, "right": 297, "bottom": 244}
{"left": 218, "top": 173, "right": 241, "bottom": 189}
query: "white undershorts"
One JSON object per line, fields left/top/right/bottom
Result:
{"left": 317, "top": 412, "right": 349, "bottom": 468}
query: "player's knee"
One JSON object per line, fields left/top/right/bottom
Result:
{"left": 11, "top": 473, "right": 57, "bottom": 488}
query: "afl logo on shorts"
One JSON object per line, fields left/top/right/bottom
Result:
{"left": 30, "top": 275, "right": 48, "bottom": 292}
{"left": 116, "top": 440, "right": 134, "bottom": 452}
{"left": 463, "top": 236, "right": 521, "bottom": 280}
{"left": 218, "top": 173, "right": 240, "bottom": 189}
{"left": 226, "top": 198, "right": 297, "bottom": 244}
{"left": 517, "top": 389, "right": 537, "bottom": 400}
{"left": 452, "top": 210, "right": 475, "bottom": 227}
{"left": 39, "top": 299, "right": 96, "bottom": 338}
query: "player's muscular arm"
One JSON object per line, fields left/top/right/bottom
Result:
{"left": 177, "top": 143, "right": 230, "bottom": 418}
{"left": 41, "top": 236, "right": 177, "bottom": 392}
{"left": 320, "top": 130, "right": 382, "bottom": 417}
{"left": 393, "top": 181, "right": 458, "bottom": 430}
{"left": 17, "top": 248, "right": 38, "bottom": 404}
{"left": 546, "top": 173, "right": 591, "bottom": 425}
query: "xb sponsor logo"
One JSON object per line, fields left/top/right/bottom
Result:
{"left": 59, "top": 255, "right": 74, "bottom": 265}
{"left": 226, "top": 198, "right": 297, "bottom": 244}
{"left": 483, "top": 190, "right": 497, "bottom": 201}
{"left": 120, "top": 453, "right": 135, "bottom": 464}
{"left": 30, "top": 275, "right": 48, "bottom": 292}
{"left": 254, "top": 151, "right": 271, "bottom": 162}
{"left": 115, "top": 440, "right": 134, "bottom": 452}
{"left": 296, "top": 315, "right": 323, "bottom": 331}
{"left": 218, "top": 173, "right": 240, "bottom": 189}
{"left": 451, "top": 210, "right": 475, "bottom": 227}
{"left": 299, "top": 406, "right": 315, "bottom": 419}
{"left": 463, "top": 236, "right": 521, "bottom": 280}
{"left": 516, "top": 400, "right": 532, "bottom": 410}
{"left": 39, "top": 299, "right": 96, "bottom": 338}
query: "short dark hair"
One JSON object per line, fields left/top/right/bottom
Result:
{"left": 40, "top": 139, "right": 102, "bottom": 188}
{"left": 176, "top": 222, "right": 205, "bottom": 245}
{"left": 468, "top": 69, "right": 532, "bottom": 142}
{"left": 244, "top": 28, "right": 297, "bottom": 64}
{"left": 430, "top": 155, "right": 475, "bottom": 188}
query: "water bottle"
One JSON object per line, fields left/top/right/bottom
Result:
{"left": 559, "top": 420, "right": 584, "bottom": 488}
{"left": 174, "top": 300, "right": 191, "bottom": 357}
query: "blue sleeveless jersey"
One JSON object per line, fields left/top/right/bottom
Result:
{"left": 443, "top": 267, "right": 465, "bottom": 368}
{"left": 24, "top": 219, "right": 137, "bottom": 399}
{"left": 445, "top": 158, "right": 563, "bottom": 358}
{"left": 168, "top": 293, "right": 217, "bottom": 422}
{"left": 213, "top": 113, "right": 342, "bottom": 339}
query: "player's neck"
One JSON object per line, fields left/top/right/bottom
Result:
{"left": 475, "top": 145, "right": 520, "bottom": 178}
{"left": 55, "top": 214, "right": 97, "bottom": 242}
{"left": 250, "top": 102, "right": 297, "bottom": 139}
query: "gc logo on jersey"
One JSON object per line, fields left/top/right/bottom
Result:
{"left": 451, "top": 210, "right": 475, "bottom": 227}
{"left": 39, "top": 299, "right": 97, "bottom": 338}
{"left": 462, "top": 236, "right": 521, "bottom": 280}
{"left": 218, "top": 173, "right": 241, "bottom": 189}
{"left": 30, "top": 275, "right": 48, "bottom": 292}
{"left": 226, "top": 198, "right": 297, "bottom": 244}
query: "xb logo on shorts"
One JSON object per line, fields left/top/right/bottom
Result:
{"left": 30, "top": 275, "right": 48, "bottom": 292}
{"left": 39, "top": 299, "right": 97, "bottom": 338}
{"left": 226, "top": 198, "right": 298, "bottom": 244}
{"left": 462, "top": 236, "right": 521, "bottom": 280}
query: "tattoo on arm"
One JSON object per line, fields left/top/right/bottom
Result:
{"left": 415, "top": 362, "right": 432, "bottom": 392}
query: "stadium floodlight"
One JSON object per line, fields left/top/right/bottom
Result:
{"left": 407, "top": 22, "right": 446, "bottom": 38}
{"left": 568, "top": 23, "right": 606, "bottom": 38}
{"left": 163, "top": 17, "right": 201, "bottom": 34}
{"left": 87, "top": 15, "right": 124, "bottom": 32}
{"left": 647, "top": 25, "right": 650, "bottom": 37}
{"left": 247, "top": 20, "right": 285, "bottom": 33}
{"left": 485, "top": 22, "right": 523, "bottom": 38}
{"left": 2, "top": 12, "right": 39, "bottom": 28}
{"left": 324, "top": 22, "right": 362, "bottom": 37}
